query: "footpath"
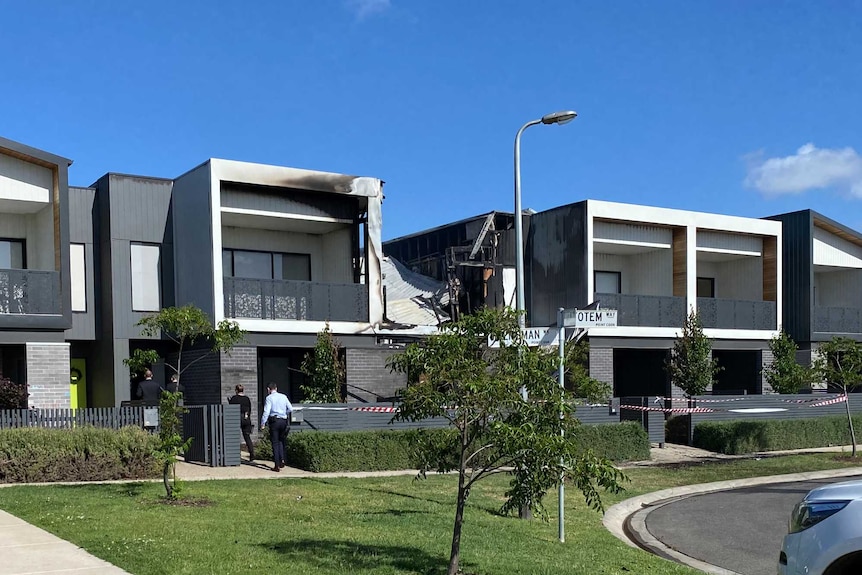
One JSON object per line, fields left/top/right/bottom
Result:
{"left": 0, "top": 444, "right": 859, "bottom": 575}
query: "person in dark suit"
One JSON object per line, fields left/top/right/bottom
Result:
{"left": 136, "top": 369, "right": 163, "bottom": 405}
{"left": 165, "top": 373, "right": 183, "bottom": 394}
{"left": 228, "top": 384, "right": 255, "bottom": 461}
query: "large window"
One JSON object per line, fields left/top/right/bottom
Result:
{"left": 70, "top": 243, "right": 86, "bottom": 312}
{"left": 130, "top": 243, "right": 161, "bottom": 312}
{"left": 595, "top": 270, "right": 621, "bottom": 294}
{"left": 0, "top": 239, "right": 24, "bottom": 269}
{"left": 223, "top": 249, "right": 311, "bottom": 282}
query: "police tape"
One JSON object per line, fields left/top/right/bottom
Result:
{"left": 292, "top": 406, "right": 400, "bottom": 413}
{"left": 622, "top": 394, "right": 847, "bottom": 414}
{"left": 653, "top": 395, "right": 845, "bottom": 404}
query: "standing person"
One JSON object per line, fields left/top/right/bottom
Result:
{"left": 136, "top": 369, "right": 163, "bottom": 405}
{"left": 165, "top": 373, "right": 183, "bottom": 394}
{"left": 228, "top": 384, "right": 255, "bottom": 462}
{"left": 260, "top": 382, "right": 292, "bottom": 472}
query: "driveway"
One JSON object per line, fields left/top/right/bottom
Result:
{"left": 644, "top": 477, "right": 862, "bottom": 575}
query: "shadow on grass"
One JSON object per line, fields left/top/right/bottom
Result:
{"left": 260, "top": 538, "right": 468, "bottom": 574}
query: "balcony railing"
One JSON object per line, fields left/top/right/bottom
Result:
{"left": 0, "top": 269, "right": 61, "bottom": 315}
{"left": 814, "top": 306, "right": 862, "bottom": 334}
{"left": 223, "top": 277, "right": 369, "bottom": 322}
{"left": 698, "top": 298, "right": 776, "bottom": 330}
{"left": 595, "top": 293, "right": 686, "bottom": 327}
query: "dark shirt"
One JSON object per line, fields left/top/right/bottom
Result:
{"left": 165, "top": 381, "right": 183, "bottom": 394}
{"left": 228, "top": 394, "right": 253, "bottom": 426}
{"left": 137, "top": 379, "right": 163, "bottom": 404}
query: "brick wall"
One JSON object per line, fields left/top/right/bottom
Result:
{"left": 222, "top": 347, "right": 258, "bottom": 430}
{"left": 26, "top": 343, "right": 71, "bottom": 408}
{"left": 175, "top": 348, "right": 222, "bottom": 405}
{"left": 761, "top": 349, "right": 775, "bottom": 394}
{"left": 589, "top": 347, "right": 613, "bottom": 392}
{"left": 345, "top": 348, "right": 406, "bottom": 402}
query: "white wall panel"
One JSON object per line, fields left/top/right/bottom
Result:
{"left": 717, "top": 257, "right": 762, "bottom": 300}
{"left": 813, "top": 226, "right": 862, "bottom": 268}
{"left": 26, "top": 204, "right": 55, "bottom": 270}
{"left": 70, "top": 243, "right": 86, "bottom": 311}
{"left": 594, "top": 221, "right": 671, "bottom": 246}
{"left": 628, "top": 249, "right": 673, "bottom": 296}
{"left": 0, "top": 154, "right": 51, "bottom": 204}
{"left": 697, "top": 231, "right": 762, "bottom": 254}
{"left": 0, "top": 213, "right": 27, "bottom": 237}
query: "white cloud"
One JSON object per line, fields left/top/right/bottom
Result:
{"left": 744, "top": 143, "right": 862, "bottom": 198}
{"left": 346, "top": 0, "right": 391, "bottom": 20}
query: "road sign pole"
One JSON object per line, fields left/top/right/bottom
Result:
{"left": 557, "top": 307, "right": 565, "bottom": 543}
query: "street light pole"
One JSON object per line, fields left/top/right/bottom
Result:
{"left": 513, "top": 110, "right": 577, "bottom": 402}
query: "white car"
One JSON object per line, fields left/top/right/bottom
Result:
{"left": 779, "top": 479, "right": 862, "bottom": 575}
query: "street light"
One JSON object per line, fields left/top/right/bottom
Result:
{"left": 514, "top": 110, "right": 577, "bottom": 333}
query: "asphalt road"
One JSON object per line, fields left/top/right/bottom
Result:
{"left": 645, "top": 476, "right": 862, "bottom": 575}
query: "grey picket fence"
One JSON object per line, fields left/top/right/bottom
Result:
{"left": 0, "top": 407, "right": 145, "bottom": 429}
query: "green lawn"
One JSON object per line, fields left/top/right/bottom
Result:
{"left": 0, "top": 454, "right": 860, "bottom": 575}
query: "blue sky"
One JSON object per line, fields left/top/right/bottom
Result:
{"left": 2, "top": 1, "right": 861, "bottom": 239}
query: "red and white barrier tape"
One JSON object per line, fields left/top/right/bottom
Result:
{"left": 621, "top": 405, "right": 715, "bottom": 414}
{"left": 808, "top": 395, "right": 847, "bottom": 408}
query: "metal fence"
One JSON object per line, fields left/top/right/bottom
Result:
{"left": 183, "top": 404, "right": 241, "bottom": 467}
{"left": 0, "top": 407, "right": 145, "bottom": 429}
{"left": 223, "top": 277, "right": 369, "bottom": 322}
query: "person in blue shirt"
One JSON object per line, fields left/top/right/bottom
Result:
{"left": 260, "top": 382, "right": 293, "bottom": 472}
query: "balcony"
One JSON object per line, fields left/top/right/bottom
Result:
{"left": 698, "top": 298, "right": 776, "bottom": 330}
{"left": 814, "top": 306, "right": 862, "bottom": 335}
{"left": 0, "top": 269, "right": 61, "bottom": 315}
{"left": 223, "top": 277, "right": 369, "bottom": 322}
{"left": 595, "top": 293, "right": 686, "bottom": 327}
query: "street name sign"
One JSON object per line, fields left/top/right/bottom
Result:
{"left": 487, "top": 327, "right": 559, "bottom": 348}
{"left": 562, "top": 308, "right": 618, "bottom": 328}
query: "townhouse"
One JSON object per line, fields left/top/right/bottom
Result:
{"left": 0, "top": 137, "right": 73, "bottom": 408}
{"left": 767, "top": 210, "right": 862, "bottom": 362}
{"left": 386, "top": 200, "right": 785, "bottom": 398}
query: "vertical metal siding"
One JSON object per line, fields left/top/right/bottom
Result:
{"left": 766, "top": 212, "right": 812, "bottom": 343}
{"left": 173, "top": 164, "right": 215, "bottom": 320}
{"left": 66, "top": 187, "right": 97, "bottom": 341}
{"left": 527, "top": 202, "right": 587, "bottom": 326}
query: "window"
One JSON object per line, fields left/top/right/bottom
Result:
{"left": 595, "top": 271, "right": 621, "bottom": 294}
{"left": 223, "top": 249, "right": 311, "bottom": 282}
{"left": 0, "top": 239, "right": 25, "bottom": 269}
{"left": 697, "top": 277, "right": 715, "bottom": 298}
{"left": 70, "top": 243, "right": 86, "bottom": 312}
{"left": 130, "top": 243, "right": 161, "bottom": 312}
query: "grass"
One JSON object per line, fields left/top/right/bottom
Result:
{"left": 0, "top": 453, "right": 860, "bottom": 575}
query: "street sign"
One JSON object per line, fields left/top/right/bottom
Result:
{"left": 562, "top": 308, "right": 618, "bottom": 328}
{"left": 487, "top": 327, "right": 559, "bottom": 348}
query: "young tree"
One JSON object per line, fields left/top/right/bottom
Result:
{"left": 123, "top": 304, "right": 245, "bottom": 498}
{"left": 388, "top": 307, "right": 625, "bottom": 575}
{"left": 300, "top": 323, "right": 345, "bottom": 403}
{"left": 814, "top": 337, "right": 862, "bottom": 457}
{"left": 762, "top": 331, "right": 813, "bottom": 394}
{"left": 666, "top": 311, "right": 721, "bottom": 397}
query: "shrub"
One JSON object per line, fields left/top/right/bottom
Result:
{"left": 0, "top": 426, "right": 160, "bottom": 483}
{"left": 665, "top": 415, "right": 691, "bottom": 445}
{"left": 0, "top": 376, "right": 27, "bottom": 409}
{"left": 256, "top": 423, "right": 650, "bottom": 472}
{"left": 693, "top": 414, "right": 862, "bottom": 455}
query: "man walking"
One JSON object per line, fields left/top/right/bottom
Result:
{"left": 260, "top": 382, "right": 292, "bottom": 472}
{"left": 136, "top": 369, "right": 163, "bottom": 406}
{"left": 228, "top": 384, "right": 255, "bottom": 461}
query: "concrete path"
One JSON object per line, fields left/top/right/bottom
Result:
{"left": 0, "top": 510, "right": 131, "bottom": 575}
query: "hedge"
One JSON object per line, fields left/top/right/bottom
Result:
{"left": 693, "top": 414, "right": 862, "bottom": 455}
{"left": 257, "top": 422, "right": 650, "bottom": 472}
{"left": 0, "top": 426, "right": 160, "bottom": 483}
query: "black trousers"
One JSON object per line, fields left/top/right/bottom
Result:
{"left": 268, "top": 417, "right": 289, "bottom": 468}
{"left": 240, "top": 421, "right": 254, "bottom": 459}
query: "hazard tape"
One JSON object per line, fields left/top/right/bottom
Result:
{"left": 654, "top": 394, "right": 844, "bottom": 405}
{"left": 621, "top": 405, "right": 715, "bottom": 414}
{"left": 654, "top": 396, "right": 748, "bottom": 404}
{"left": 292, "top": 406, "right": 399, "bottom": 413}
{"left": 808, "top": 395, "right": 847, "bottom": 408}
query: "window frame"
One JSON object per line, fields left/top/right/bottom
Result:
{"left": 130, "top": 242, "right": 162, "bottom": 312}
{"left": 222, "top": 248, "right": 312, "bottom": 282}
{"left": 0, "top": 238, "right": 26, "bottom": 270}
{"left": 697, "top": 276, "right": 716, "bottom": 299}
{"left": 594, "top": 270, "right": 622, "bottom": 294}
{"left": 70, "top": 243, "right": 87, "bottom": 313}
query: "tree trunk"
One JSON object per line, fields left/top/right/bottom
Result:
{"left": 845, "top": 389, "right": 857, "bottom": 457}
{"left": 448, "top": 474, "right": 467, "bottom": 575}
{"left": 163, "top": 461, "right": 173, "bottom": 499}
